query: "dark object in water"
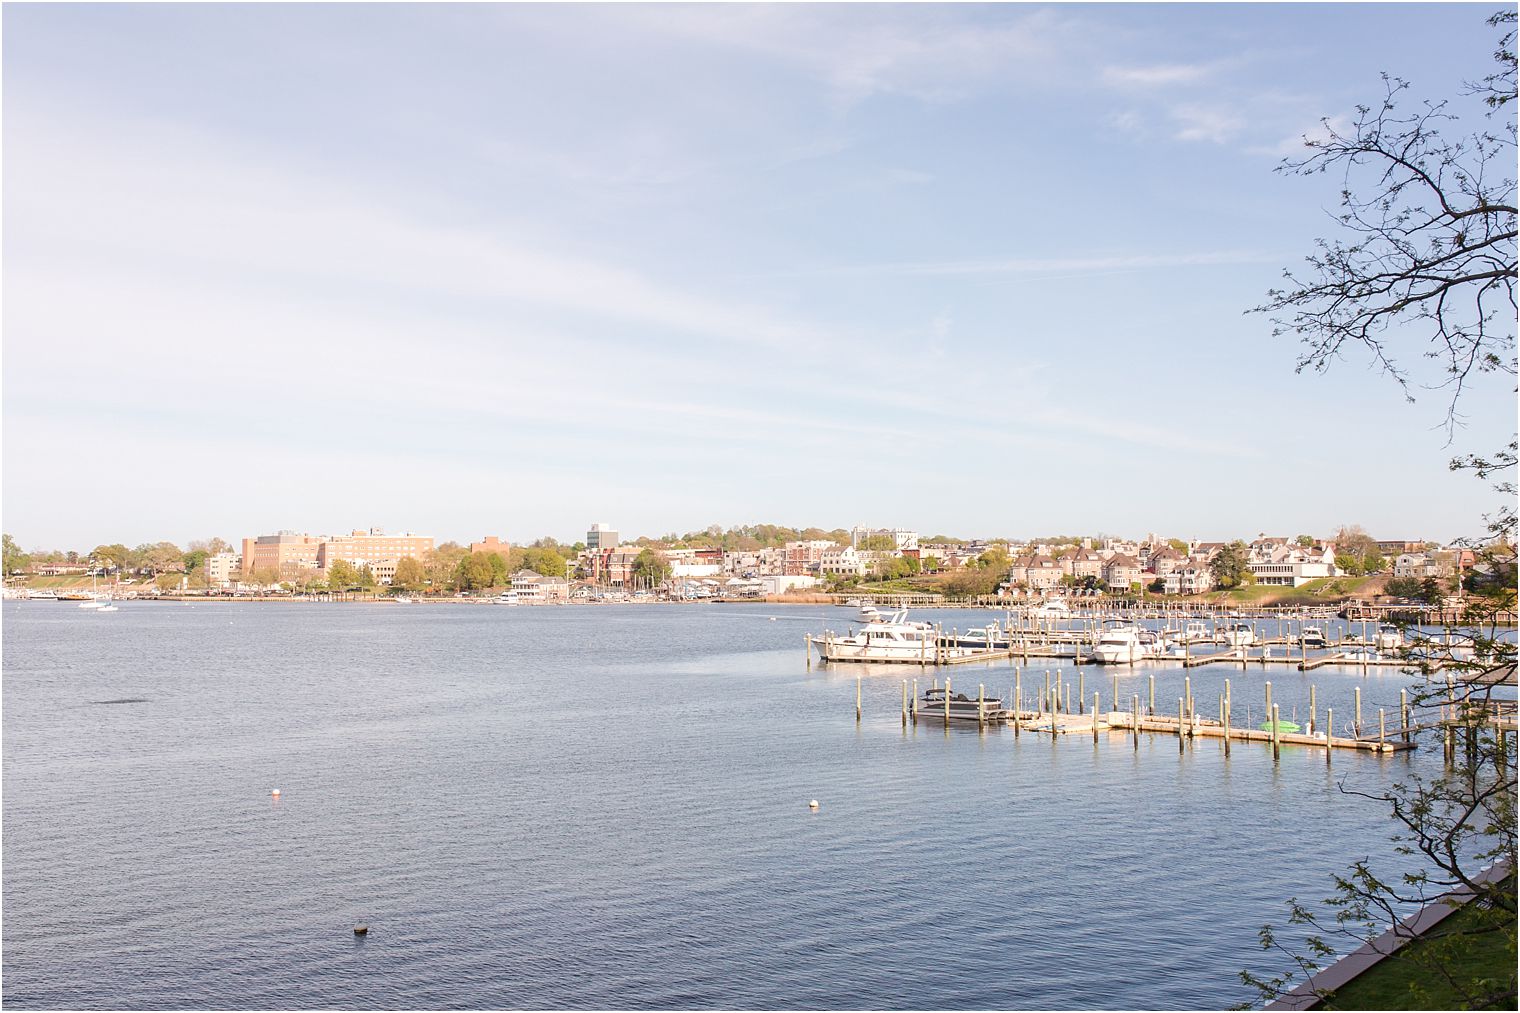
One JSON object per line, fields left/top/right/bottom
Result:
{"left": 94, "top": 698, "right": 149, "bottom": 705}
{"left": 353, "top": 925, "right": 368, "bottom": 936}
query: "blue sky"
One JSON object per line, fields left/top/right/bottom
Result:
{"left": 4, "top": 3, "right": 1514, "bottom": 549}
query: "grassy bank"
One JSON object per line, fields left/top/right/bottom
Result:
{"left": 1319, "top": 881, "right": 1517, "bottom": 1010}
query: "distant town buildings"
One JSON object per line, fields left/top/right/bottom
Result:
{"left": 241, "top": 528, "right": 432, "bottom": 583}
{"left": 470, "top": 536, "right": 511, "bottom": 558}
{"left": 586, "top": 523, "right": 619, "bottom": 551}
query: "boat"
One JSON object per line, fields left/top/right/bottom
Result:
{"left": 393, "top": 596, "right": 416, "bottom": 604}
{"left": 858, "top": 605, "right": 884, "bottom": 623}
{"left": 919, "top": 686, "right": 1008, "bottom": 722}
{"left": 1093, "top": 623, "right": 1147, "bottom": 664}
{"left": 1033, "top": 599, "right": 1070, "bottom": 617}
{"left": 1181, "top": 620, "right": 1210, "bottom": 643}
{"left": 1341, "top": 647, "right": 1381, "bottom": 663}
{"left": 1223, "top": 623, "right": 1257, "bottom": 647}
{"left": 1300, "top": 626, "right": 1328, "bottom": 649}
{"left": 1258, "top": 719, "right": 1301, "bottom": 733}
{"left": 941, "top": 623, "right": 1009, "bottom": 649}
{"left": 77, "top": 597, "right": 107, "bottom": 609}
{"left": 812, "top": 611, "right": 938, "bottom": 662}
{"left": 1375, "top": 624, "right": 1404, "bottom": 650}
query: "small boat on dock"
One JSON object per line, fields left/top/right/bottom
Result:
{"left": 1300, "top": 626, "right": 1328, "bottom": 649}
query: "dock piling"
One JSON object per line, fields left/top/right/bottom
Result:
{"left": 1354, "top": 686, "right": 1362, "bottom": 738}
{"left": 1092, "top": 693, "right": 1100, "bottom": 743}
{"left": 1271, "top": 703, "right": 1281, "bottom": 762}
{"left": 1401, "top": 689, "right": 1409, "bottom": 743}
{"left": 1178, "top": 697, "right": 1185, "bottom": 753}
{"left": 1148, "top": 674, "right": 1155, "bottom": 715}
{"left": 1326, "top": 709, "right": 1333, "bottom": 767}
{"left": 856, "top": 675, "right": 861, "bottom": 723}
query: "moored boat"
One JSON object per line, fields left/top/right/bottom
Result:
{"left": 919, "top": 686, "right": 1008, "bottom": 722}
{"left": 812, "top": 611, "right": 937, "bottom": 662}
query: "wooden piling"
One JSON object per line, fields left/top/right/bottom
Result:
{"left": 1092, "top": 693, "right": 1100, "bottom": 743}
{"left": 805, "top": 633, "right": 811, "bottom": 670}
{"left": 1113, "top": 674, "right": 1120, "bottom": 712}
{"left": 1325, "top": 708, "right": 1333, "bottom": 767}
{"left": 1132, "top": 694, "right": 1139, "bottom": 750}
{"left": 1178, "top": 697, "right": 1185, "bottom": 753}
{"left": 1354, "top": 686, "right": 1362, "bottom": 738}
{"left": 944, "top": 678, "right": 951, "bottom": 723}
{"left": 1401, "top": 689, "right": 1409, "bottom": 743}
{"left": 1271, "top": 703, "right": 1281, "bottom": 761}
{"left": 1223, "top": 696, "right": 1231, "bottom": 757}
{"left": 1184, "top": 676, "right": 1192, "bottom": 720}
{"left": 856, "top": 675, "right": 861, "bottom": 722}
{"left": 1309, "top": 685, "right": 1317, "bottom": 736}
{"left": 1078, "top": 672, "right": 1085, "bottom": 714}
{"left": 1379, "top": 708, "right": 1386, "bottom": 746}
{"left": 1148, "top": 674, "right": 1155, "bottom": 715}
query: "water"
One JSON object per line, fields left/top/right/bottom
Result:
{"left": 1, "top": 602, "right": 1462, "bottom": 1009}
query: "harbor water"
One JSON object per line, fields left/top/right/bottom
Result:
{"left": 1, "top": 602, "right": 1466, "bottom": 1009}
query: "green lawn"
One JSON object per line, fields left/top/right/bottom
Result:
{"left": 1318, "top": 887, "right": 1517, "bottom": 1010}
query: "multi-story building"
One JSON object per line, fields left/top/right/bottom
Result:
{"left": 1103, "top": 554, "right": 1143, "bottom": 590}
{"left": 850, "top": 526, "right": 919, "bottom": 553}
{"left": 1008, "top": 555, "right": 1062, "bottom": 590}
{"left": 783, "top": 540, "right": 836, "bottom": 576}
{"left": 820, "top": 545, "right": 867, "bottom": 576}
{"left": 205, "top": 551, "right": 242, "bottom": 587}
{"left": 512, "top": 569, "right": 571, "bottom": 602}
{"left": 316, "top": 529, "right": 434, "bottom": 575}
{"left": 587, "top": 523, "right": 619, "bottom": 551}
{"left": 470, "top": 536, "right": 511, "bottom": 559}
{"left": 1248, "top": 542, "right": 1338, "bottom": 586}
{"left": 241, "top": 532, "right": 326, "bottom": 576}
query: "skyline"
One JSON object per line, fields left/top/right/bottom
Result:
{"left": 4, "top": 4, "right": 1515, "bottom": 548}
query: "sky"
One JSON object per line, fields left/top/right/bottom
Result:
{"left": 3, "top": 3, "right": 1515, "bottom": 550}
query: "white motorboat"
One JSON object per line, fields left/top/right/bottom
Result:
{"left": 1223, "top": 623, "right": 1257, "bottom": 647}
{"left": 1093, "top": 623, "right": 1147, "bottom": 664}
{"left": 1181, "top": 620, "right": 1210, "bottom": 643}
{"left": 95, "top": 603, "right": 119, "bottom": 612}
{"left": 1300, "top": 626, "right": 1329, "bottom": 649}
{"left": 1375, "top": 624, "right": 1404, "bottom": 650}
{"left": 812, "top": 611, "right": 937, "bottom": 662}
{"left": 77, "top": 598, "right": 107, "bottom": 609}
{"left": 1034, "top": 599, "right": 1070, "bottom": 616}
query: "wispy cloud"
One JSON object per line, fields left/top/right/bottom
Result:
{"left": 779, "top": 251, "right": 1280, "bottom": 279}
{"left": 1250, "top": 114, "right": 1353, "bottom": 158}
{"left": 1170, "top": 103, "right": 1248, "bottom": 144}
{"left": 1101, "top": 62, "right": 1214, "bottom": 87}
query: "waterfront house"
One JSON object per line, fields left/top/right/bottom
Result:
{"left": 1103, "top": 554, "right": 1143, "bottom": 591}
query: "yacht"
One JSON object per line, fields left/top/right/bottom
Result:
{"left": 1034, "top": 599, "right": 1070, "bottom": 617}
{"left": 813, "top": 611, "right": 937, "bottom": 662}
{"left": 1223, "top": 623, "right": 1257, "bottom": 648}
{"left": 1093, "top": 623, "right": 1147, "bottom": 664}
{"left": 1375, "top": 624, "right": 1404, "bottom": 651}
{"left": 1300, "top": 626, "right": 1329, "bottom": 649}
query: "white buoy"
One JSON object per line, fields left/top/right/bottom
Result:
{"left": 271, "top": 788, "right": 281, "bottom": 797}
{"left": 808, "top": 799, "right": 819, "bottom": 810}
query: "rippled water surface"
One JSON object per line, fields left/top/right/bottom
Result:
{"left": 3, "top": 602, "right": 1456, "bottom": 1009}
